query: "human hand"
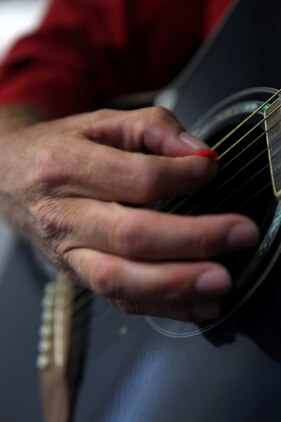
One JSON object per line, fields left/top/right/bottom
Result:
{"left": 0, "top": 107, "right": 259, "bottom": 321}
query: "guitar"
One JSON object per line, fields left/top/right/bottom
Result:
{"left": 2, "top": 0, "right": 281, "bottom": 421}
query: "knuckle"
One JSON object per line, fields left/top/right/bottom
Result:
{"left": 31, "top": 200, "right": 72, "bottom": 247}
{"left": 92, "top": 259, "right": 119, "bottom": 297}
{"left": 141, "top": 106, "right": 178, "bottom": 144}
{"left": 60, "top": 252, "right": 92, "bottom": 288}
{"left": 113, "top": 218, "right": 143, "bottom": 257}
{"left": 156, "top": 271, "right": 187, "bottom": 300}
{"left": 33, "top": 145, "right": 67, "bottom": 187}
{"left": 34, "top": 201, "right": 60, "bottom": 234}
{"left": 149, "top": 105, "right": 171, "bottom": 121}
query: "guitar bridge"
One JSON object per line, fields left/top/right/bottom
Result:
{"left": 265, "top": 96, "right": 281, "bottom": 200}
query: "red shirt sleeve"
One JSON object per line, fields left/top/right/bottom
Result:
{"left": 0, "top": 0, "right": 232, "bottom": 117}
{"left": 0, "top": 0, "right": 98, "bottom": 116}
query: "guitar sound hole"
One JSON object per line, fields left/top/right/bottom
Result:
{"left": 157, "top": 119, "right": 277, "bottom": 315}
{"left": 147, "top": 92, "right": 281, "bottom": 337}
{"left": 205, "top": 122, "right": 273, "bottom": 282}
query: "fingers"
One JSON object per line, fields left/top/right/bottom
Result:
{"left": 83, "top": 106, "right": 209, "bottom": 157}
{"left": 54, "top": 198, "right": 259, "bottom": 261}
{"left": 79, "top": 107, "right": 218, "bottom": 202}
{"left": 65, "top": 247, "right": 230, "bottom": 321}
{"left": 60, "top": 140, "right": 217, "bottom": 203}
{"left": 32, "top": 107, "right": 217, "bottom": 204}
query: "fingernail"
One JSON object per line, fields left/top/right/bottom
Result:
{"left": 179, "top": 132, "right": 209, "bottom": 150}
{"left": 191, "top": 303, "right": 221, "bottom": 320}
{"left": 228, "top": 222, "right": 260, "bottom": 249}
{"left": 196, "top": 269, "right": 231, "bottom": 295}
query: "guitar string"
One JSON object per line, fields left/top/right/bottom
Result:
{"left": 118, "top": 89, "right": 281, "bottom": 216}
{"left": 69, "top": 154, "right": 275, "bottom": 329}
{"left": 62, "top": 162, "right": 274, "bottom": 336}
{"left": 152, "top": 92, "right": 281, "bottom": 214}
{"left": 167, "top": 104, "right": 281, "bottom": 215}
{"left": 211, "top": 88, "right": 281, "bottom": 150}
{"left": 72, "top": 105, "right": 280, "bottom": 323}
{"left": 233, "top": 181, "right": 271, "bottom": 213}
{"left": 183, "top": 104, "right": 281, "bottom": 216}
{"left": 76, "top": 175, "right": 276, "bottom": 342}
{"left": 59, "top": 103, "right": 281, "bottom": 326}
{"left": 63, "top": 117, "right": 276, "bottom": 309}
{"left": 167, "top": 99, "right": 281, "bottom": 215}
{"left": 52, "top": 91, "right": 281, "bottom": 328}
{"left": 183, "top": 135, "right": 274, "bottom": 217}
{"left": 48, "top": 179, "right": 275, "bottom": 362}
{"left": 64, "top": 92, "right": 281, "bottom": 341}
{"left": 202, "top": 162, "right": 269, "bottom": 214}
{"left": 66, "top": 148, "right": 271, "bottom": 324}
{"left": 219, "top": 131, "right": 264, "bottom": 171}
{"left": 216, "top": 101, "right": 281, "bottom": 160}
{"left": 68, "top": 149, "right": 277, "bottom": 334}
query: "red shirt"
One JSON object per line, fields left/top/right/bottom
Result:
{"left": 0, "top": 0, "right": 232, "bottom": 117}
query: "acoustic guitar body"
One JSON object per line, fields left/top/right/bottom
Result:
{"left": 1, "top": 0, "right": 281, "bottom": 421}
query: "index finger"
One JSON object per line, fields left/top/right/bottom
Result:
{"left": 68, "top": 140, "right": 218, "bottom": 203}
